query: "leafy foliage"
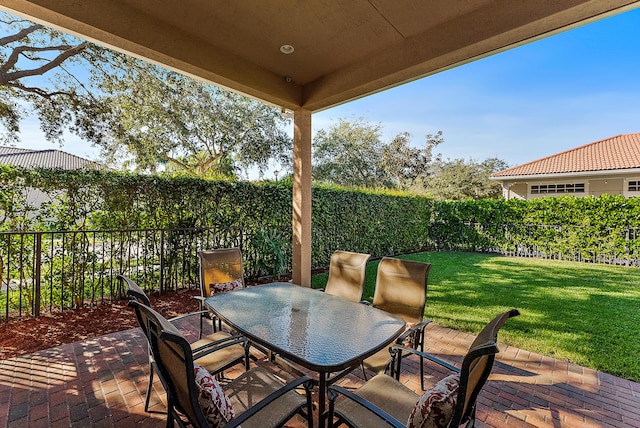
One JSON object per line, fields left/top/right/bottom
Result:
{"left": 427, "top": 157, "right": 508, "bottom": 200}
{"left": 0, "top": 12, "right": 95, "bottom": 145}
{"left": 98, "top": 58, "right": 292, "bottom": 176}
{"left": 6, "top": 164, "right": 640, "bottom": 320}
{"left": 427, "top": 195, "right": 640, "bottom": 264}
{"left": 313, "top": 117, "right": 387, "bottom": 187}
{"left": 380, "top": 130, "right": 443, "bottom": 191}
{"left": 0, "top": 11, "right": 292, "bottom": 177}
{"left": 311, "top": 118, "right": 505, "bottom": 199}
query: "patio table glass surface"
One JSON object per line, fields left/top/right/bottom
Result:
{"left": 204, "top": 282, "right": 406, "bottom": 373}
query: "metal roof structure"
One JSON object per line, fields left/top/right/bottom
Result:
{"left": 0, "top": 147, "right": 102, "bottom": 170}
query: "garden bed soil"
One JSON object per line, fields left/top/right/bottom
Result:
{"left": 0, "top": 287, "right": 201, "bottom": 360}
{"left": 0, "top": 274, "right": 304, "bottom": 361}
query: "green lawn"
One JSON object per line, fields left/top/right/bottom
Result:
{"left": 311, "top": 251, "right": 640, "bottom": 382}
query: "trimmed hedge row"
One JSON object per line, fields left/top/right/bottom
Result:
{"left": 0, "top": 167, "right": 431, "bottom": 269}
{"left": 428, "top": 196, "right": 640, "bottom": 264}
{"left": 3, "top": 166, "right": 640, "bottom": 269}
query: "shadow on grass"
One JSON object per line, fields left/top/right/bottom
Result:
{"left": 313, "top": 251, "right": 640, "bottom": 381}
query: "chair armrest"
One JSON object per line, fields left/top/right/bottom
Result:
{"left": 168, "top": 309, "right": 210, "bottom": 324}
{"left": 226, "top": 376, "right": 314, "bottom": 428}
{"left": 193, "top": 295, "right": 207, "bottom": 311}
{"left": 191, "top": 334, "right": 247, "bottom": 359}
{"left": 393, "top": 345, "right": 461, "bottom": 373}
{"left": 327, "top": 384, "right": 406, "bottom": 428}
{"left": 396, "top": 319, "right": 431, "bottom": 344}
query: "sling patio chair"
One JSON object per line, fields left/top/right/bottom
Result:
{"left": 118, "top": 274, "right": 250, "bottom": 413}
{"left": 196, "top": 248, "right": 246, "bottom": 338}
{"left": 361, "top": 257, "right": 431, "bottom": 390}
{"left": 130, "top": 300, "right": 315, "bottom": 428}
{"left": 321, "top": 250, "right": 371, "bottom": 302}
{"left": 327, "top": 309, "right": 520, "bottom": 428}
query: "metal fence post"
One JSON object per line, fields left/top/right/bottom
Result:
{"left": 159, "top": 229, "right": 165, "bottom": 294}
{"left": 34, "top": 232, "right": 42, "bottom": 317}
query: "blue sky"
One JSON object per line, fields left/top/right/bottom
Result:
{"left": 14, "top": 6, "right": 640, "bottom": 173}
{"left": 315, "top": 7, "right": 640, "bottom": 167}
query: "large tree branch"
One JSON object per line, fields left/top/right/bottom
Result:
{"left": 2, "top": 80, "right": 75, "bottom": 99}
{"left": 159, "top": 153, "right": 197, "bottom": 176}
{"left": 0, "top": 42, "right": 87, "bottom": 84}
{"left": 0, "top": 23, "right": 43, "bottom": 47}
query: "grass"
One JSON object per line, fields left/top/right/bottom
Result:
{"left": 311, "top": 251, "right": 640, "bottom": 382}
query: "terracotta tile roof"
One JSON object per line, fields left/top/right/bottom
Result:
{"left": 492, "top": 133, "right": 640, "bottom": 178}
{"left": 0, "top": 147, "right": 103, "bottom": 170}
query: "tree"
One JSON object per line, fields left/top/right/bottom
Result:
{"left": 97, "top": 58, "right": 292, "bottom": 177}
{"left": 312, "top": 117, "right": 386, "bottom": 187}
{"left": 379, "top": 130, "right": 443, "bottom": 191}
{"left": 0, "top": 12, "right": 292, "bottom": 177}
{"left": 313, "top": 117, "right": 444, "bottom": 190}
{"left": 0, "top": 12, "right": 96, "bottom": 145}
{"left": 427, "top": 157, "right": 508, "bottom": 200}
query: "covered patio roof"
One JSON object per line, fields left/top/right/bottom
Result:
{"left": 1, "top": 0, "right": 639, "bottom": 284}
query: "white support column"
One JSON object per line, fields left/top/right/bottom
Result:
{"left": 292, "top": 108, "right": 312, "bottom": 287}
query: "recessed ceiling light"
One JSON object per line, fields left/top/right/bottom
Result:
{"left": 280, "top": 44, "right": 294, "bottom": 54}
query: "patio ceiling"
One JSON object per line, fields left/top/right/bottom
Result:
{"left": 1, "top": 0, "right": 639, "bottom": 286}
{"left": 1, "top": 0, "right": 639, "bottom": 113}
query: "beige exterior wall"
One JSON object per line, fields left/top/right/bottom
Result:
{"left": 499, "top": 175, "right": 640, "bottom": 200}
{"left": 588, "top": 178, "right": 623, "bottom": 197}
{"left": 502, "top": 182, "right": 527, "bottom": 200}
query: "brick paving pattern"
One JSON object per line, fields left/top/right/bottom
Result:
{"left": 1, "top": 319, "right": 639, "bottom": 427}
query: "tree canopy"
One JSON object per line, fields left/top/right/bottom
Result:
{"left": 313, "top": 117, "right": 386, "bottom": 188}
{"left": 312, "top": 117, "right": 508, "bottom": 199}
{"left": 0, "top": 12, "right": 292, "bottom": 178}
{"left": 427, "top": 157, "right": 508, "bottom": 200}
{"left": 97, "top": 57, "right": 291, "bottom": 177}
{"left": 0, "top": 12, "right": 94, "bottom": 145}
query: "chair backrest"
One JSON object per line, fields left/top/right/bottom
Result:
{"left": 199, "top": 248, "right": 245, "bottom": 297}
{"left": 118, "top": 274, "right": 151, "bottom": 306}
{"left": 451, "top": 309, "right": 520, "bottom": 426}
{"left": 130, "top": 300, "right": 208, "bottom": 427}
{"left": 372, "top": 257, "right": 431, "bottom": 324}
{"left": 118, "top": 274, "right": 154, "bottom": 341}
{"left": 324, "top": 250, "right": 371, "bottom": 302}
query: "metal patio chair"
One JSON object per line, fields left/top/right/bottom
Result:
{"left": 118, "top": 274, "right": 250, "bottom": 413}
{"left": 196, "top": 248, "right": 246, "bottom": 337}
{"left": 327, "top": 309, "right": 520, "bottom": 428}
{"left": 322, "top": 250, "right": 371, "bottom": 302}
{"left": 361, "top": 257, "right": 431, "bottom": 389}
{"left": 130, "top": 300, "right": 315, "bottom": 428}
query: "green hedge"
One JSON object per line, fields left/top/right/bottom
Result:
{"left": 428, "top": 195, "right": 640, "bottom": 264}
{"left": 3, "top": 166, "right": 640, "bottom": 269}
{"left": 0, "top": 167, "right": 432, "bottom": 269}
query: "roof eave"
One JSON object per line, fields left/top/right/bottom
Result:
{"left": 490, "top": 168, "right": 640, "bottom": 181}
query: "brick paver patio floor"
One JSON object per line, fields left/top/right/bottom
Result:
{"left": 1, "top": 318, "right": 639, "bottom": 427}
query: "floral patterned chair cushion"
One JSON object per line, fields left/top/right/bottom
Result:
{"left": 210, "top": 278, "right": 244, "bottom": 295}
{"left": 407, "top": 374, "right": 459, "bottom": 428}
{"left": 194, "top": 363, "right": 236, "bottom": 426}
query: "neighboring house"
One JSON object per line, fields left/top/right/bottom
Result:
{"left": 0, "top": 146, "right": 106, "bottom": 211}
{"left": 491, "top": 133, "right": 640, "bottom": 200}
{"left": 0, "top": 147, "right": 103, "bottom": 170}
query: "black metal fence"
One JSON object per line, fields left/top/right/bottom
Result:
{"left": 426, "top": 222, "right": 640, "bottom": 266}
{"left": 4, "top": 222, "right": 640, "bottom": 320}
{"left": 0, "top": 227, "right": 273, "bottom": 319}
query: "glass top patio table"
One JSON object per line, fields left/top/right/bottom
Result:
{"left": 204, "top": 281, "right": 406, "bottom": 373}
